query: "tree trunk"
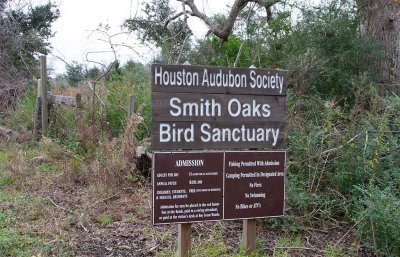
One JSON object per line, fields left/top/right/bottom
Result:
{"left": 359, "top": 0, "right": 400, "bottom": 94}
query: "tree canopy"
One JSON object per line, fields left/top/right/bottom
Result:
{"left": 0, "top": 0, "right": 59, "bottom": 110}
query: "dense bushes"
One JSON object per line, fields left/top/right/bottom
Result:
{"left": 279, "top": 8, "right": 400, "bottom": 250}
{"left": 286, "top": 87, "right": 400, "bottom": 209}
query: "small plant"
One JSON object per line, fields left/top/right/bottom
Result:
{"left": 40, "top": 163, "right": 63, "bottom": 173}
{"left": 66, "top": 157, "right": 88, "bottom": 185}
{"left": 29, "top": 198, "right": 47, "bottom": 221}
{"left": 0, "top": 151, "right": 12, "bottom": 187}
{"left": 272, "top": 234, "right": 302, "bottom": 257}
{"left": 0, "top": 151, "right": 10, "bottom": 164}
{"left": 233, "top": 236, "right": 268, "bottom": 257}
{"left": 0, "top": 175, "right": 13, "bottom": 187}
{"left": 324, "top": 244, "right": 354, "bottom": 257}
{"left": 96, "top": 214, "right": 114, "bottom": 227}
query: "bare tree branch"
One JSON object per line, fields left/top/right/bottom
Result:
{"left": 51, "top": 52, "right": 74, "bottom": 69}
{"left": 177, "top": 0, "right": 281, "bottom": 43}
{"left": 234, "top": 2, "right": 256, "bottom": 67}
{"left": 85, "top": 51, "right": 113, "bottom": 70}
{"left": 176, "top": 31, "right": 192, "bottom": 63}
{"left": 164, "top": 11, "right": 187, "bottom": 27}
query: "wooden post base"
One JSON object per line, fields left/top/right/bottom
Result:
{"left": 243, "top": 219, "right": 256, "bottom": 254}
{"left": 178, "top": 223, "right": 192, "bottom": 257}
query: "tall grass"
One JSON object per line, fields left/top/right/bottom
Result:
{"left": 5, "top": 85, "right": 37, "bottom": 133}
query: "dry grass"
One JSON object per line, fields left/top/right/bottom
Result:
{"left": 52, "top": 85, "right": 81, "bottom": 97}
{"left": 119, "top": 113, "right": 145, "bottom": 171}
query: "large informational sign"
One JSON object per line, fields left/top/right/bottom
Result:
{"left": 153, "top": 151, "right": 286, "bottom": 225}
{"left": 151, "top": 64, "right": 287, "bottom": 225}
{"left": 151, "top": 64, "right": 286, "bottom": 150}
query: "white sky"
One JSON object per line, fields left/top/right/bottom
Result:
{"left": 39, "top": 0, "right": 232, "bottom": 75}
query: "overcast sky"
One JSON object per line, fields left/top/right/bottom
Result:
{"left": 39, "top": 0, "right": 232, "bottom": 74}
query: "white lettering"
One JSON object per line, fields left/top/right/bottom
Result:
{"left": 169, "top": 97, "right": 182, "bottom": 116}
{"left": 228, "top": 98, "right": 241, "bottom": 117}
{"left": 227, "top": 99, "right": 271, "bottom": 118}
{"left": 200, "top": 123, "right": 211, "bottom": 142}
{"left": 159, "top": 123, "right": 194, "bottom": 143}
{"left": 160, "top": 123, "right": 171, "bottom": 142}
{"left": 200, "top": 124, "right": 280, "bottom": 145}
{"left": 155, "top": 66, "right": 163, "bottom": 85}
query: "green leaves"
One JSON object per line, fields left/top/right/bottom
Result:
{"left": 123, "top": 0, "right": 191, "bottom": 63}
{"left": 355, "top": 185, "right": 400, "bottom": 257}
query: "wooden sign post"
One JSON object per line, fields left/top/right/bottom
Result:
{"left": 33, "top": 79, "right": 42, "bottom": 140}
{"left": 40, "top": 56, "right": 48, "bottom": 135}
{"left": 243, "top": 219, "right": 256, "bottom": 253}
{"left": 178, "top": 223, "right": 192, "bottom": 256}
{"left": 128, "top": 94, "right": 134, "bottom": 118}
{"left": 151, "top": 64, "right": 287, "bottom": 256}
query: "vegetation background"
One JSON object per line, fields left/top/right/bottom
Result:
{"left": 1, "top": 0, "right": 399, "bottom": 256}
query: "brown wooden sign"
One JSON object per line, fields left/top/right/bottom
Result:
{"left": 152, "top": 64, "right": 287, "bottom": 95}
{"left": 152, "top": 122, "right": 285, "bottom": 150}
{"left": 151, "top": 64, "right": 287, "bottom": 151}
{"left": 223, "top": 151, "right": 285, "bottom": 219}
{"left": 152, "top": 151, "right": 286, "bottom": 225}
{"left": 153, "top": 152, "right": 224, "bottom": 224}
{"left": 152, "top": 92, "right": 286, "bottom": 122}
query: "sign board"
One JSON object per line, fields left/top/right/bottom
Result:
{"left": 152, "top": 152, "right": 224, "bottom": 224}
{"left": 151, "top": 64, "right": 286, "bottom": 150}
{"left": 223, "top": 151, "right": 285, "bottom": 220}
{"left": 152, "top": 151, "right": 286, "bottom": 225}
{"left": 152, "top": 64, "right": 287, "bottom": 95}
{"left": 151, "top": 64, "right": 287, "bottom": 225}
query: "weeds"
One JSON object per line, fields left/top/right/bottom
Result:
{"left": 0, "top": 192, "right": 40, "bottom": 256}
{"left": 96, "top": 214, "right": 114, "bottom": 227}
{"left": 324, "top": 244, "right": 355, "bottom": 257}
{"left": 0, "top": 175, "right": 12, "bottom": 187}
{"left": 272, "top": 234, "right": 302, "bottom": 257}
{"left": 5, "top": 86, "right": 36, "bottom": 134}
{"left": 354, "top": 185, "right": 400, "bottom": 257}
{"left": 0, "top": 225, "right": 37, "bottom": 256}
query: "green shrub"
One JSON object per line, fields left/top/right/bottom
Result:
{"left": 104, "top": 80, "right": 131, "bottom": 136}
{"left": 103, "top": 79, "right": 151, "bottom": 139}
{"left": 354, "top": 185, "right": 400, "bottom": 257}
{"left": 331, "top": 95, "right": 400, "bottom": 196}
{"left": 121, "top": 61, "right": 150, "bottom": 86}
{"left": 131, "top": 84, "right": 151, "bottom": 141}
{"left": 265, "top": 1, "right": 382, "bottom": 105}
{"left": 6, "top": 86, "right": 36, "bottom": 133}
